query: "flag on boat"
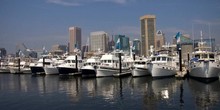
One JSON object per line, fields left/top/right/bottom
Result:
{"left": 175, "top": 32, "right": 181, "bottom": 44}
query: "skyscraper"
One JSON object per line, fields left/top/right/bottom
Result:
{"left": 90, "top": 31, "right": 109, "bottom": 52}
{"left": 69, "top": 27, "right": 81, "bottom": 54}
{"left": 140, "top": 15, "right": 156, "bottom": 56}
{"left": 155, "top": 30, "right": 165, "bottom": 51}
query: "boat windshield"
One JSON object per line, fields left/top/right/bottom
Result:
{"left": 156, "top": 57, "right": 160, "bottom": 61}
{"left": 152, "top": 57, "right": 156, "bottom": 61}
{"left": 209, "top": 54, "right": 214, "bottom": 59}
{"left": 162, "top": 57, "right": 166, "bottom": 61}
{"left": 202, "top": 54, "right": 208, "bottom": 59}
{"left": 195, "top": 54, "right": 200, "bottom": 59}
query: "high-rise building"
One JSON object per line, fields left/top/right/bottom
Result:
{"left": 90, "top": 31, "right": 109, "bottom": 52}
{"left": 0, "top": 48, "right": 7, "bottom": 58}
{"left": 132, "top": 39, "right": 141, "bottom": 56}
{"left": 108, "top": 35, "right": 115, "bottom": 52}
{"left": 155, "top": 30, "right": 165, "bottom": 51}
{"left": 114, "top": 35, "right": 130, "bottom": 54}
{"left": 69, "top": 27, "right": 81, "bottom": 54}
{"left": 140, "top": 15, "right": 156, "bottom": 56}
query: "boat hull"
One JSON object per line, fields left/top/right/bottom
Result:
{"left": 57, "top": 67, "right": 79, "bottom": 75}
{"left": 0, "top": 67, "right": 10, "bottom": 73}
{"left": 30, "top": 66, "right": 45, "bottom": 74}
{"left": 132, "top": 67, "right": 150, "bottom": 77}
{"left": 9, "top": 67, "right": 31, "bottom": 74}
{"left": 81, "top": 65, "right": 96, "bottom": 78}
{"left": 148, "top": 64, "right": 176, "bottom": 78}
{"left": 44, "top": 66, "right": 59, "bottom": 75}
{"left": 96, "top": 67, "right": 130, "bottom": 77}
{"left": 189, "top": 61, "right": 220, "bottom": 79}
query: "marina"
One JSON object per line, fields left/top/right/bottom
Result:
{"left": 1, "top": 1, "right": 220, "bottom": 109}
{"left": 0, "top": 73, "right": 220, "bottom": 110}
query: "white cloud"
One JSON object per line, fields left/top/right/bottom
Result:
{"left": 47, "top": 0, "right": 81, "bottom": 6}
{"left": 46, "top": 0, "right": 134, "bottom": 6}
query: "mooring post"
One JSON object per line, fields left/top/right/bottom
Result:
{"left": 43, "top": 57, "right": 45, "bottom": 67}
{"left": 179, "top": 48, "right": 182, "bottom": 72}
{"left": 75, "top": 55, "right": 78, "bottom": 71}
{"left": 119, "top": 52, "right": 122, "bottom": 73}
{"left": 18, "top": 58, "right": 21, "bottom": 73}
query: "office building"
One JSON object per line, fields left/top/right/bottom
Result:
{"left": 90, "top": 31, "right": 109, "bottom": 52}
{"left": 140, "top": 15, "right": 156, "bottom": 56}
{"left": 50, "top": 44, "right": 67, "bottom": 55}
{"left": 155, "top": 30, "right": 165, "bottom": 51}
{"left": 69, "top": 27, "right": 81, "bottom": 54}
{"left": 114, "top": 34, "right": 130, "bottom": 54}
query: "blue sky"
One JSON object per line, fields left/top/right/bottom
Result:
{"left": 1, "top": 0, "right": 220, "bottom": 53}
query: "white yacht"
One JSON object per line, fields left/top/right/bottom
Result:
{"left": 189, "top": 39, "right": 220, "bottom": 80}
{"left": 131, "top": 57, "right": 151, "bottom": 77}
{"left": 44, "top": 55, "right": 65, "bottom": 75}
{"left": 148, "top": 46, "right": 178, "bottom": 78}
{"left": 30, "top": 56, "right": 53, "bottom": 75}
{"left": 9, "top": 59, "right": 31, "bottom": 74}
{"left": 57, "top": 55, "right": 83, "bottom": 75}
{"left": 81, "top": 56, "right": 100, "bottom": 78}
{"left": 96, "top": 52, "right": 131, "bottom": 77}
{"left": 0, "top": 59, "right": 10, "bottom": 73}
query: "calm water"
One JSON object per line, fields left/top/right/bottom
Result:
{"left": 0, "top": 74, "right": 220, "bottom": 110}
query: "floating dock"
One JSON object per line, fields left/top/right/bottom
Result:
{"left": 175, "top": 67, "right": 188, "bottom": 78}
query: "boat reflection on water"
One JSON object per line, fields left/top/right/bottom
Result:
{"left": 142, "top": 77, "right": 178, "bottom": 109}
{"left": 188, "top": 78, "right": 220, "bottom": 110}
{"left": 129, "top": 77, "right": 150, "bottom": 94}
{"left": 1, "top": 73, "right": 220, "bottom": 109}
{"left": 59, "top": 76, "right": 82, "bottom": 103}
{"left": 151, "top": 78, "right": 177, "bottom": 100}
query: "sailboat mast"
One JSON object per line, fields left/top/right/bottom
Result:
{"left": 208, "top": 23, "right": 212, "bottom": 51}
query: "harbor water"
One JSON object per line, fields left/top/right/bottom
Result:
{"left": 1, "top": 73, "right": 220, "bottom": 110}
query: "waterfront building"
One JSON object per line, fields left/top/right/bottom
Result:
{"left": 108, "top": 35, "right": 115, "bottom": 52}
{"left": 114, "top": 35, "right": 130, "bottom": 54}
{"left": 69, "top": 27, "right": 81, "bottom": 54}
{"left": 155, "top": 30, "right": 165, "bottom": 51}
{"left": 140, "top": 15, "right": 156, "bottom": 57}
{"left": 132, "top": 39, "right": 141, "bottom": 56}
{"left": 90, "top": 31, "right": 109, "bottom": 52}
{"left": 0, "top": 48, "right": 7, "bottom": 58}
{"left": 173, "top": 33, "right": 194, "bottom": 62}
{"left": 50, "top": 44, "right": 67, "bottom": 55}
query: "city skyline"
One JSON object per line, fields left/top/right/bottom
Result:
{"left": 1, "top": 0, "right": 220, "bottom": 53}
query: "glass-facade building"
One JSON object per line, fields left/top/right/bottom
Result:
{"left": 114, "top": 35, "right": 130, "bottom": 54}
{"left": 132, "top": 39, "right": 141, "bottom": 56}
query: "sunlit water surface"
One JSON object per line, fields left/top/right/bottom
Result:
{"left": 1, "top": 74, "right": 220, "bottom": 110}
